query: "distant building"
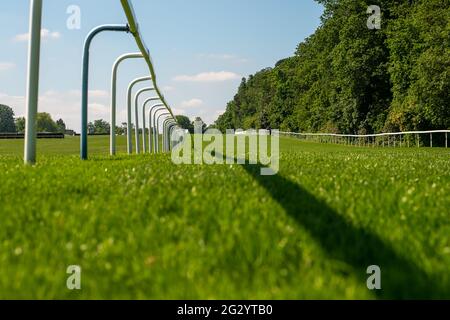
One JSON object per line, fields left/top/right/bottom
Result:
{"left": 65, "top": 129, "right": 76, "bottom": 136}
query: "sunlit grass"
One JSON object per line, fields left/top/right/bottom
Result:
{"left": 0, "top": 136, "right": 448, "bottom": 299}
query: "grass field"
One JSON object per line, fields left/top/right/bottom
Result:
{"left": 0, "top": 136, "right": 449, "bottom": 299}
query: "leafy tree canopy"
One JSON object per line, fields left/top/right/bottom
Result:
{"left": 215, "top": 0, "right": 449, "bottom": 133}
{"left": 0, "top": 104, "right": 16, "bottom": 133}
{"left": 37, "top": 113, "right": 59, "bottom": 133}
{"left": 88, "top": 119, "right": 110, "bottom": 134}
{"left": 176, "top": 115, "right": 194, "bottom": 133}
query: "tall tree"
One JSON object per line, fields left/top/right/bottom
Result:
{"left": 386, "top": 0, "right": 450, "bottom": 130}
{"left": 37, "top": 113, "right": 58, "bottom": 133}
{"left": 15, "top": 117, "right": 26, "bottom": 133}
{"left": 0, "top": 104, "right": 16, "bottom": 133}
{"left": 215, "top": 0, "right": 449, "bottom": 133}
{"left": 176, "top": 115, "right": 194, "bottom": 133}
{"left": 91, "top": 119, "right": 110, "bottom": 134}
{"left": 56, "top": 119, "right": 66, "bottom": 133}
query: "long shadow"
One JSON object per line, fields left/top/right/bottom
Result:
{"left": 243, "top": 164, "right": 449, "bottom": 299}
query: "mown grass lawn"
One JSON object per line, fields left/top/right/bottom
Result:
{"left": 0, "top": 136, "right": 449, "bottom": 299}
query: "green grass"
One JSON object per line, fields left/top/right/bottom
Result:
{"left": 0, "top": 136, "right": 449, "bottom": 299}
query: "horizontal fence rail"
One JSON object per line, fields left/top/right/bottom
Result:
{"left": 120, "top": 0, "right": 176, "bottom": 122}
{"left": 280, "top": 130, "right": 449, "bottom": 148}
{"left": 120, "top": 0, "right": 179, "bottom": 156}
{"left": 1, "top": 133, "right": 65, "bottom": 140}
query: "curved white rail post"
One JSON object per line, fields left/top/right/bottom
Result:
{"left": 163, "top": 119, "right": 176, "bottom": 152}
{"left": 170, "top": 124, "right": 179, "bottom": 151}
{"left": 110, "top": 52, "right": 143, "bottom": 155}
{"left": 160, "top": 116, "right": 172, "bottom": 153}
{"left": 156, "top": 112, "right": 171, "bottom": 153}
{"left": 126, "top": 76, "right": 151, "bottom": 154}
{"left": 153, "top": 110, "right": 169, "bottom": 153}
{"left": 168, "top": 124, "right": 178, "bottom": 151}
{"left": 81, "top": 24, "right": 130, "bottom": 160}
{"left": 134, "top": 87, "right": 155, "bottom": 153}
{"left": 162, "top": 119, "right": 170, "bottom": 151}
{"left": 24, "top": 0, "right": 43, "bottom": 165}
{"left": 162, "top": 119, "right": 172, "bottom": 152}
{"left": 164, "top": 120, "right": 175, "bottom": 151}
{"left": 166, "top": 121, "right": 177, "bottom": 151}
{"left": 149, "top": 105, "right": 166, "bottom": 153}
{"left": 141, "top": 97, "right": 160, "bottom": 153}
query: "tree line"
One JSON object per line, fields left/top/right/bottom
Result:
{"left": 215, "top": 0, "right": 449, "bottom": 134}
{"left": 0, "top": 104, "right": 67, "bottom": 134}
{"left": 0, "top": 104, "right": 111, "bottom": 135}
{"left": 1, "top": 104, "right": 200, "bottom": 135}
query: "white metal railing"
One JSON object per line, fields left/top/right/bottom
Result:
{"left": 23, "top": 0, "right": 179, "bottom": 164}
{"left": 120, "top": 0, "right": 175, "bottom": 121}
{"left": 280, "top": 130, "right": 449, "bottom": 148}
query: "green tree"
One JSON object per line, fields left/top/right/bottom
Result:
{"left": 386, "top": 0, "right": 450, "bottom": 130}
{"left": 116, "top": 122, "right": 127, "bottom": 135}
{"left": 15, "top": 117, "right": 26, "bottom": 133}
{"left": 0, "top": 104, "right": 16, "bottom": 133}
{"left": 175, "top": 115, "right": 194, "bottom": 133}
{"left": 92, "top": 119, "right": 110, "bottom": 134}
{"left": 215, "top": 0, "right": 449, "bottom": 133}
{"left": 37, "top": 113, "right": 58, "bottom": 133}
{"left": 56, "top": 119, "right": 66, "bottom": 133}
{"left": 88, "top": 122, "right": 95, "bottom": 134}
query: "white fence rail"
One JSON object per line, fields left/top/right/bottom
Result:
{"left": 280, "top": 130, "right": 449, "bottom": 148}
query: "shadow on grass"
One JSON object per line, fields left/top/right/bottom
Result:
{"left": 243, "top": 164, "right": 449, "bottom": 299}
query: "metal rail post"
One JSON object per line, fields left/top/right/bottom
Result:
{"left": 152, "top": 108, "right": 168, "bottom": 153}
{"left": 134, "top": 87, "right": 155, "bottom": 153}
{"left": 24, "top": 0, "right": 43, "bottom": 165}
{"left": 81, "top": 24, "right": 130, "bottom": 160}
{"left": 155, "top": 112, "right": 170, "bottom": 153}
{"left": 149, "top": 104, "right": 165, "bottom": 153}
{"left": 167, "top": 123, "right": 177, "bottom": 151}
{"left": 141, "top": 97, "right": 160, "bottom": 153}
{"left": 126, "top": 76, "right": 151, "bottom": 154}
{"left": 164, "top": 120, "right": 176, "bottom": 152}
{"left": 163, "top": 119, "right": 176, "bottom": 151}
{"left": 110, "top": 52, "right": 143, "bottom": 155}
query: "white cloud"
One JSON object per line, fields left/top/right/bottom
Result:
{"left": 0, "top": 63, "right": 15, "bottom": 72}
{"left": 89, "top": 103, "right": 109, "bottom": 114}
{"left": 174, "top": 71, "right": 241, "bottom": 83}
{"left": 89, "top": 90, "right": 109, "bottom": 98}
{"left": 162, "top": 86, "right": 175, "bottom": 92}
{"left": 14, "top": 29, "right": 61, "bottom": 42}
{"left": 180, "top": 98, "right": 203, "bottom": 108}
{"left": 0, "top": 93, "right": 25, "bottom": 113}
{"left": 172, "top": 108, "right": 186, "bottom": 115}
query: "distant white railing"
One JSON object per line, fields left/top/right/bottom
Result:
{"left": 280, "top": 130, "right": 449, "bottom": 148}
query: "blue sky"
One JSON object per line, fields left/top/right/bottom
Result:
{"left": 0, "top": 0, "right": 323, "bottom": 131}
